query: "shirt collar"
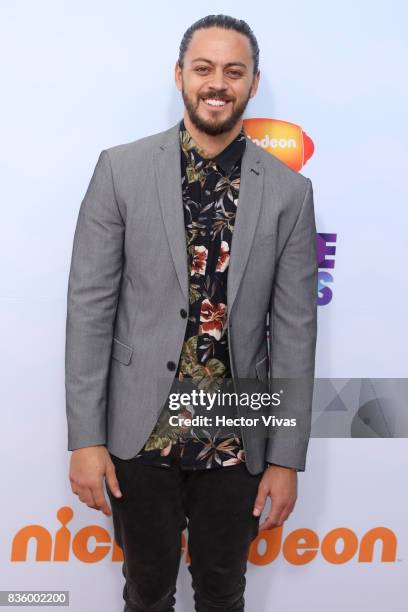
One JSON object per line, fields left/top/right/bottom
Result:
{"left": 179, "top": 118, "right": 247, "bottom": 175}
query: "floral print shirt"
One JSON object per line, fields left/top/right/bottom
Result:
{"left": 132, "top": 119, "right": 248, "bottom": 470}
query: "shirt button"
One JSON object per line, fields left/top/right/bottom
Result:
{"left": 180, "top": 308, "right": 187, "bottom": 318}
{"left": 167, "top": 361, "right": 176, "bottom": 371}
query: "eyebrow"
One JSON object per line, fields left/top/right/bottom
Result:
{"left": 191, "top": 58, "right": 247, "bottom": 69}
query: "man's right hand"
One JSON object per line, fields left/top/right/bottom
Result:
{"left": 69, "top": 446, "right": 122, "bottom": 516}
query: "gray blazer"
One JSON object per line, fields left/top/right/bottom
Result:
{"left": 65, "top": 120, "right": 318, "bottom": 475}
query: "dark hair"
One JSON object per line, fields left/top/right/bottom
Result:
{"left": 178, "top": 14, "right": 260, "bottom": 75}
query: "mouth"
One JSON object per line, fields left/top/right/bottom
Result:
{"left": 201, "top": 97, "right": 232, "bottom": 110}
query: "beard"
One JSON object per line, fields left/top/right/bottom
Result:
{"left": 181, "top": 84, "right": 252, "bottom": 136}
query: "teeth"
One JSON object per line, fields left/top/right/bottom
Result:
{"left": 204, "top": 98, "right": 227, "bottom": 107}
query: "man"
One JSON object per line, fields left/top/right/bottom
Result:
{"left": 66, "top": 14, "right": 318, "bottom": 612}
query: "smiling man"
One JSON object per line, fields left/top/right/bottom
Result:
{"left": 66, "top": 13, "right": 318, "bottom": 612}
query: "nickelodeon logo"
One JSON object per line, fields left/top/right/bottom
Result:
{"left": 318, "top": 232, "right": 337, "bottom": 306}
{"left": 11, "top": 507, "right": 397, "bottom": 565}
{"left": 243, "top": 118, "right": 314, "bottom": 171}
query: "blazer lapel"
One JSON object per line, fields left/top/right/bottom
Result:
{"left": 227, "top": 139, "right": 264, "bottom": 316}
{"left": 153, "top": 121, "right": 265, "bottom": 315}
{"left": 154, "top": 122, "right": 189, "bottom": 302}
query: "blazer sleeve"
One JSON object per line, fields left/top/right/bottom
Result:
{"left": 65, "top": 149, "right": 125, "bottom": 451}
{"left": 265, "top": 178, "right": 318, "bottom": 471}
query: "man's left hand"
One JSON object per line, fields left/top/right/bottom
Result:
{"left": 253, "top": 464, "right": 298, "bottom": 530}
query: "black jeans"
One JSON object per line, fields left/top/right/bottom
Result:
{"left": 106, "top": 453, "right": 263, "bottom": 612}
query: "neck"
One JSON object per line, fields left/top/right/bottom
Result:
{"left": 183, "top": 111, "right": 243, "bottom": 158}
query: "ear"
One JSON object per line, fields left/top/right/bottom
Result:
{"left": 249, "top": 70, "right": 260, "bottom": 99}
{"left": 174, "top": 61, "right": 182, "bottom": 92}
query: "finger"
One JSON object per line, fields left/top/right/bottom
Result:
{"left": 87, "top": 487, "right": 102, "bottom": 511}
{"left": 78, "top": 487, "right": 95, "bottom": 507}
{"left": 258, "top": 503, "right": 285, "bottom": 530}
{"left": 70, "top": 478, "right": 81, "bottom": 496}
{"left": 253, "top": 485, "right": 268, "bottom": 517}
{"left": 90, "top": 483, "right": 112, "bottom": 516}
{"left": 258, "top": 514, "right": 280, "bottom": 531}
{"left": 277, "top": 502, "right": 295, "bottom": 525}
{"left": 105, "top": 463, "right": 122, "bottom": 498}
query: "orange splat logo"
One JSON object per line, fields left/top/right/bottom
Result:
{"left": 243, "top": 118, "right": 314, "bottom": 171}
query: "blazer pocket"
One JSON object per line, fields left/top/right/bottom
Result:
{"left": 255, "top": 354, "right": 269, "bottom": 382}
{"left": 111, "top": 337, "right": 133, "bottom": 365}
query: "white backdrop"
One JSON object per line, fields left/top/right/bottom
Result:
{"left": 1, "top": 1, "right": 407, "bottom": 610}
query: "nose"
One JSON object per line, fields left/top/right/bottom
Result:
{"left": 208, "top": 67, "right": 228, "bottom": 92}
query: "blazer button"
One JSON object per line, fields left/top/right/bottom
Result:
{"left": 180, "top": 308, "right": 187, "bottom": 318}
{"left": 167, "top": 361, "right": 176, "bottom": 371}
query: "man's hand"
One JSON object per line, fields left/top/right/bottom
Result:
{"left": 69, "top": 446, "right": 122, "bottom": 516}
{"left": 253, "top": 464, "right": 297, "bottom": 530}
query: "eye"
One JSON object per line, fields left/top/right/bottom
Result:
{"left": 227, "top": 70, "right": 243, "bottom": 77}
{"left": 195, "top": 66, "right": 209, "bottom": 73}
